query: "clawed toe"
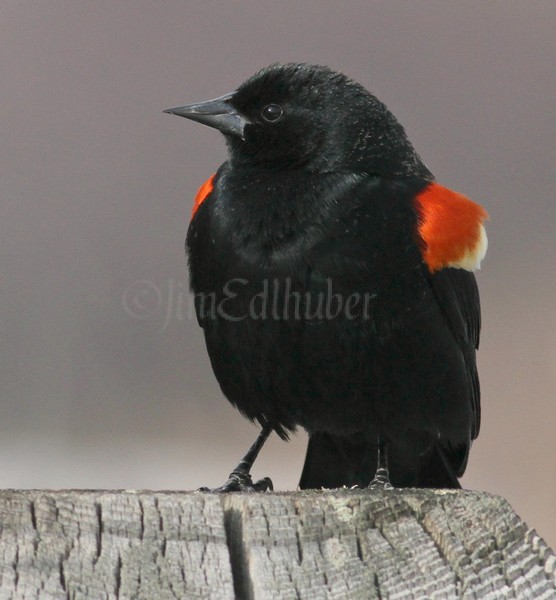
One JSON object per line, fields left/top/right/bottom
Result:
{"left": 368, "top": 475, "right": 393, "bottom": 490}
{"left": 198, "top": 470, "right": 273, "bottom": 493}
{"left": 197, "top": 425, "right": 274, "bottom": 493}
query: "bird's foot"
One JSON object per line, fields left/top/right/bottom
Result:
{"left": 368, "top": 468, "right": 393, "bottom": 490}
{"left": 198, "top": 469, "right": 273, "bottom": 493}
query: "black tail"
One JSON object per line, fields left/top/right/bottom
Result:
{"left": 299, "top": 432, "right": 462, "bottom": 490}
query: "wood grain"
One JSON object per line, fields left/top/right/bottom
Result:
{"left": 0, "top": 489, "right": 554, "bottom": 599}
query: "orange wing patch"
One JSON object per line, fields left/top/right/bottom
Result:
{"left": 415, "top": 182, "right": 489, "bottom": 273}
{"left": 191, "top": 174, "right": 216, "bottom": 219}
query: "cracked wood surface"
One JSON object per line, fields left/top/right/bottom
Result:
{"left": 0, "top": 489, "right": 554, "bottom": 599}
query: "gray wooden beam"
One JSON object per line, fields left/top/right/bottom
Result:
{"left": 0, "top": 489, "right": 554, "bottom": 599}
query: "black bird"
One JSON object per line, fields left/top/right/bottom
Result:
{"left": 164, "top": 63, "right": 488, "bottom": 491}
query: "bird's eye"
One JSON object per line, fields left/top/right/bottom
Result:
{"left": 261, "top": 104, "right": 283, "bottom": 123}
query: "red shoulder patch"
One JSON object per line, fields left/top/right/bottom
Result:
{"left": 414, "top": 182, "right": 489, "bottom": 273}
{"left": 191, "top": 174, "right": 216, "bottom": 219}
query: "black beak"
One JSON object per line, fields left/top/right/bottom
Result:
{"left": 164, "top": 92, "right": 247, "bottom": 139}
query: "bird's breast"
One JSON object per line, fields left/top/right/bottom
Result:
{"left": 188, "top": 171, "right": 430, "bottom": 325}
{"left": 210, "top": 170, "right": 353, "bottom": 265}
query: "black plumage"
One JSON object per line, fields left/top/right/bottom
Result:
{"left": 165, "top": 63, "right": 485, "bottom": 491}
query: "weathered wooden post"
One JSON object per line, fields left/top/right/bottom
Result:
{"left": 0, "top": 489, "right": 554, "bottom": 599}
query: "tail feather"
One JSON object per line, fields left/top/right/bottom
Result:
{"left": 299, "top": 432, "right": 462, "bottom": 490}
{"left": 299, "top": 432, "right": 374, "bottom": 489}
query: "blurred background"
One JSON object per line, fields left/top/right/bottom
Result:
{"left": 1, "top": 2, "right": 554, "bottom": 547}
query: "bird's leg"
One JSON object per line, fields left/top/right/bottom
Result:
{"left": 198, "top": 423, "right": 274, "bottom": 493}
{"left": 368, "top": 436, "right": 393, "bottom": 490}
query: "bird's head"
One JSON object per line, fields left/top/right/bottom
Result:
{"left": 165, "top": 63, "right": 431, "bottom": 178}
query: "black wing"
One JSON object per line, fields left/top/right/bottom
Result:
{"left": 429, "top": 267, "right": 481, "bottom": 474}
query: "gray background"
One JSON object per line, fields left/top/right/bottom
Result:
{"left": 2, "top": 1, "right": 555, "bottom": 548}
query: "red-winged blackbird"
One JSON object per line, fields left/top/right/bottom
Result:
{"left": 165, "top": 63, "right": 488, "bottom": 491}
